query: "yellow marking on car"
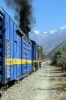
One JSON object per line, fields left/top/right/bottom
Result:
{"left": 5, "top": 58, "right": 36, "bottom": 65}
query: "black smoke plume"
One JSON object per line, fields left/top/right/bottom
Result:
{"left": 5, "top": 0, "right": 35, "bottom": 36}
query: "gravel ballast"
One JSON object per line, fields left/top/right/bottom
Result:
{"left": 0, "top": 62, "right": 51, "bottom": 100}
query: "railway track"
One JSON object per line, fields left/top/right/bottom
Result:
{"left": 0, "top": 67, "right": 40, "bottom": 96}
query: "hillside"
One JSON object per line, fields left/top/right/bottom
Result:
{"left": 29, "top": 25, "right": 66, "bottom": 55}
{"left": 46, "top": 40, "right": 66, "bottom": 59}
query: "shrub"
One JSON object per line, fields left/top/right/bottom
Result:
{"left": 50, "top": 45, "right": 66, "bottom": 71}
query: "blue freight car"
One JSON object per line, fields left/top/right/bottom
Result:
{"left": 0, "top": 7, "right": 40, "bottom": 86}
{"left": 31, "top": 40, "right": 39, "bottom": 71}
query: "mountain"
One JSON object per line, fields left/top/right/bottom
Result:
{"left": 53, "top": 40, "right": 66, "bottom": 50}
{"left": 29, "top": 25, "right": 66, "bottom": 55}
{"left": 46, "top": 40, "right": 66, "bottom": 59}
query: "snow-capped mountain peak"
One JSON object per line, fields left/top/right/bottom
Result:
{"left": 49, "top": 30, "right": 57, "bottom": 34}
{"left": 34, "top": 30, "right": 40, "bottom": 35}
{"left": 60, "top": 25, "right": 66, "bottom": 31}
{"left": 30, "top": 25, "right": 66, "bottom": 54}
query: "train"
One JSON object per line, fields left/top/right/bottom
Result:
{"left": 0, "top": 7, "right": 41, "bottom": 87}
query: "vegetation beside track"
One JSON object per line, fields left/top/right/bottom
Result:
{"left": 50, "top": 44, "right": 66, "bottom": 71}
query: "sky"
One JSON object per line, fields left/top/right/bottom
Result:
{"left": 0, "top": 0, "right": 66, "bottom": 32}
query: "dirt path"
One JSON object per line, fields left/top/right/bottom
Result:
{"left": 0, "top": 61, "right": 66, "bottom": 100}
{"left": 49, "top": 65, "right": 66, "bottom": 100}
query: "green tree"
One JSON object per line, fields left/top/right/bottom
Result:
{"left": 38, "top": 46, "right": 45, "bottom": 60}
{"left": 50, "top": 45, "right": 66, "bottom": 71}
